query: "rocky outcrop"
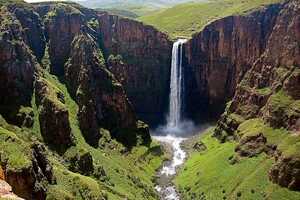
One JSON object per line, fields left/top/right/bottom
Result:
{"left": 32, "top": 3, "right": 151, "bottom": 147}
{"left": 65, "top": 33, "right": 139, "bottom": 146}
{"left": 35, "top": 78, "right": 75, "bottom": 153}
{"left": 65, "top": 148, "right": 94, "bottom": 176}
{"left": 235, "top": 133, "right": 277, "bottom": 157}
{"left": 184, "top": 4, "right": 282, "bottom": 119}
{"left": 0, "top": 128, "right": 55, "bottom": 200}
{"left": 33, "top": 2, "right": 172, "bottom": 126}
{"left": 98, "top": 13, "right": 172, "bottom": 124}
{"left": 269, "top": 154, "right": 300, "bottom": 191}
{"left": 5, "top": 144, "right": 54, "bottom": 200}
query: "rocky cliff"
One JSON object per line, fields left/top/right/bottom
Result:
{"left": 184, "top": 4, "right": 281, "bottom": 119}
{"left": 98, "top": 13, "right": 172, "bottom": 124}
{"left": 211, "top": 0, "right": 300, "bottom": 191}
{"left": 65, "top": 33, "right": 139, "bottom": 146}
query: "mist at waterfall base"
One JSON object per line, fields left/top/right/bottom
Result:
{"left": 152, "top": 39, "right": 199, "bottom": 137}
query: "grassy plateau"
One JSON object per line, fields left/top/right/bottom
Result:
{"left": 139, "top": 0, "right": 283, "bottom": 39}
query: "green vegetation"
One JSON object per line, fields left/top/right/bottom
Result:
{"left": 84, "top": 1, "right": 166, "bottom": 16}
{"left": 97, "top": 8, "right": 139, "bottom": 18}
{"left": 32, "top": 70, "right": 165, "bottom": 199}
{"left": 0, "top": 127, "right": 32, "bottom": 171}
{"left": 238, "top": 118, "right": 300, "bottom": 158}
{"left": 139, "top": 0, "right": 283, "bottom": 38}
{"left": 88, "top": 18, "right": 100, "bottom": 30}
{"left": 0, "top": 0, "right": 24, "bottom": 6}
{"left": 114, "top": 5, "right": 158, "bottom": 16}
{"left": 266, "top": 90, "right": 300, "bottom": 116}
{"left": 176, "top": 128, "right": 300, "bottom": 200}
{"left": 256, "top": 87, "right": 272, "bottom": 96}
{"left": 44, "top": 2, "right": 82, "bottom": 22}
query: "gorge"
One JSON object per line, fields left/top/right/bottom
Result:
{"left": 0, "top": 0, "right": 299, "bottom": 200}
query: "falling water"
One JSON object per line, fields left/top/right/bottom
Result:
{"left": 154, "top": 39, "right": 188, "bottom": 200}
{"left": 167, "top": 39, "right": 187, "bottom": 129}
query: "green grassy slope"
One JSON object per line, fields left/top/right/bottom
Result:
{"left": 100, "top": 4, "right": 159, "bottom": 17}
{"left": 42, "top": 70, "right": 166, "bottom": 200}
{"left": 139, "top": 0, "right": 283, "bottom": 39}
{"left": 78, "top": 0, "right": 206, "bottom": 16}
{"left": 96, "top": 8, "right": 139, "bottom": 18}
{"left": 175, "top": 128, "right": 300, "bottom": 200}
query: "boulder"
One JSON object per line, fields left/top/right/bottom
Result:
{"left": 269, "top": 155, "right": 300, "bottom": 191}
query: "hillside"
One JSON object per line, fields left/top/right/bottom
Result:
{"left": 176, "top": 128, "right": 300, "bottom": 200}
{"left": 96, "top": 8, "right": 139, "bottom": 18}
{"left": 139, "top": 0, "right": 283, "bottom": 38}
{"left": 76, "top": 0, "right": 205, "bottom": 16}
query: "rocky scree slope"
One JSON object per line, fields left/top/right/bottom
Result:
{"left": 0, "top": 1, "right": 165, "bottom": 199}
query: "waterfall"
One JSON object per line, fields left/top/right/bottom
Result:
{"left": 167, "top": 39, "right": 187, "bottom": 129}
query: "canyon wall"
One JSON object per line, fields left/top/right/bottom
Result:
{"left": 211, "top": 0, "right": 300, "bottom": 191}
{"left": 98, "top": 13, "right": 172, "bottom": 124}
{"left": 184, "top": 4, "right": 281, "bottom": 119}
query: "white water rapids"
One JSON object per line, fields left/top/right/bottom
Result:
{"left": 153, "top": 135, "right": 186, "bottom": 200}
{"left": 154, "top": 39, "right": 189, "bottom": 200}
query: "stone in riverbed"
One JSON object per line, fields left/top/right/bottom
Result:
{"left": 193, "top": 141, "right": 207, "bottom": 152}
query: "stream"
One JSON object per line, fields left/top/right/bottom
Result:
{"left": 153, "top": 135, "right": 187, "bottom": 200}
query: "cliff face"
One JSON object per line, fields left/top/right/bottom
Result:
{"left": 41, "top": 4, "right": 85, "bottom": 75}
{"left": 7, "top": 4, "right": 46, "bottom": 61}
{"left": 0, "top": 7, "right": 36, "bottom": 126}
{"left": 184, "top": 4, "right": 281, "bottom": 119}
{"left": 215, "top": 0, "right": 300, "bottom": 137}
{"left": 65, "top": 33, "right": 138, "bottom": 146}
{"left": 212, "top": 0, "right": 300, "bottom": 191}
{"left": 98, "top": 13, "right": 172, "bottom": 124}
